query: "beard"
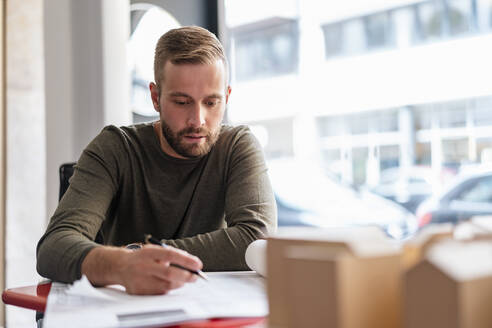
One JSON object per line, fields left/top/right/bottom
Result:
{"left": 160, "top": 121, "right": 220, "bottom": 158}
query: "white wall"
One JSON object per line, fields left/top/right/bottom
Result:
{"left": 6, "top": 0, "right": 46, "bottom": 326}
{"left": 4, "top": 1, "right": 131, "bottom": 326}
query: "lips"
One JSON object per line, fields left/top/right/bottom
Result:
{"left": 185, "top": 134, "right": 205, "bottom": 138}
{"left": 183, "top": 134, "right": 206, "bottom": 143}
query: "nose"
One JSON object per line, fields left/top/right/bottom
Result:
{"left": 187, "top": 103, "right": 205, "bottom": 127}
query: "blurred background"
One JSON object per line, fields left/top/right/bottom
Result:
{"left": 4, "top": 0, "right": 492, "bottom": 326}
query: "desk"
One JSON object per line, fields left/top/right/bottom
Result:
{"left": 2, "top": 282, "right": 266, "bottom": 328}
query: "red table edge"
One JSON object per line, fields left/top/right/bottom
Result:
{"left": 2, "top": 282, "right": 266, "bottom": 327}
{"left": 2, "top": 281, "right": 51, "bottom": 312}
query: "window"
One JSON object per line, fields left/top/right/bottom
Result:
{"left": 490, "top": 2, "right": 492, "bottom": 28}
{"left": 349, "top": 114, "right": 370, "bottom": 135}
{"left": 474, "top": 96, "right": 492, "bottom": 126}
{"left": 322, "top": 18, "right": 366, "bottom": 58}
{"left": 456, "top": 176, "right": 492, "bottom": 202}
{"left": 416, "top": 0, "right": 477, "bottom": 42}
{"left": 438, "top": 101, "right": 467, "bottom": 128}
{"left": 317, "top": 116, "right": 345, "bottom": 137}
{"left": 415, "top": 105, "right": 434, "bottom": 130}
{"left": 232, "top": 18, "right": 299, "bottom": 81}
{"left": 442, "top": 138, "right": 469, "bottom": 168}
{"left": 417, "top": 1, "right": 445, "bottom": 40}
{"left": 375, "top": 111, "right": 398, "bottom": 132}
{"left": 128, "top": 5, "right": 180, "bottom": 123}
{"left": 416, "top": 142, "right": 432, "bottom": 165}
{"left": 352, "top": 147, "right": 369, "bottom": 185}
{"left": 380, "top": 145, "right": 400, "bottom": 170}
{"left": 476, "top": 138, "right": 492, "bottom": 163}
{"left": 447, "top": 0, "right": 475, "bottom": 35}
{"left": 322, "top": 22, "right": 344, "bottom": 57}
{"left": 364, "top": 12, "right": 394, "bottom": 50}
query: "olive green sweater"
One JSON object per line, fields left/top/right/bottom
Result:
{"left": 36, "top": 123, "right": 277, "bottom": 283}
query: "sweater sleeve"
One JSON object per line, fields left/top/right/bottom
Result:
{"left": 164, "top": 127, "right": 277, "bottom": 271}
{"left": 36, "top": 127, "right": 124, "bottom": 283}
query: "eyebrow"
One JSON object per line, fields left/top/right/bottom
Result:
{"left": 167, "top": 92, "right": 224, "bottom": 99}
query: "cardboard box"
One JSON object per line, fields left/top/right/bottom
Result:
{"left": 402, "top": 224, "right": 454, "bottom": 270}
{"left": 404, "top": 239, "right": 492, "bottom": 328}
{"left": 283, "top": 245, "right": 402, "bottom": 328}
{"left": 266, "top": 227, "right": 398, "bottom": 327}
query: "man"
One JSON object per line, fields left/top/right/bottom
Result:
{"left": 37, "top": 26, "right": 277, "bottom": 295}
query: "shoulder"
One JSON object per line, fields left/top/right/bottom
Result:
{"left": 89, "top": 123, "right": 153, "bottom": 149}
{"left": 213, "top": 124, "right": 263, "bottom": 162}
{"left": 216, "top": 124, "right": 259, "bottom": 148}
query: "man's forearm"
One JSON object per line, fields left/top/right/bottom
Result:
{"left": 164, "top": 223, "right": 268, "bottom": 271}
{"left": 81, "top": 246, "right": 129, "bottom": 286}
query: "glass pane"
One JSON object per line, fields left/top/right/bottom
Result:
{"left": 418, "top": 1, "right": 444, "bottom": 40}
{"left": 476, "top": 137, "right": 492, "bottom": 163}
{"left": 128, "top": 6, "right": 180, "bottom": 122}
{"left": 233, "top": 20, "right": 298, "bottom": 81}
{"left": 438, "top": 101, "right": 467, "bottom": 128}
{"left": 343, "top": 18, "right": 366, "bottom": 55}
{"left": 317, "top": 116, "right": 345, "bottom": 137}
{"left": 365, "top": 12, "right": 393, "bottom": 49}
{"left": 352, "top": 147, "right": 368, "bottom": 185}
{"left": 380, "top": 145, "right": 400, "bottom": 170}
{"left": 322, "top": 22, "right": 343, "bottom": 58}
{"left": 375, "top": 111, "right": 398, "bottom": 132}
{"left": 447, "top": 0, "right": 473, "bottom": 36}
{"left": 349, "top": 114, "right": 369, "bottom": 135}
{"left": 414, "top": 105, "right": 433, "bottom": 130}
{"left": 456, "top": 176, "right": 492, "bottom": 202}
{"left": 442, "top": 138, "right": 469, "bottom": 168}
{"left": 474, "top": 96, "right": 492, "bottom": 126}
{"left": 490, "top": 3, "right": 492, "bottom": 28}
{"left": 416, "top": 142, "right": 432, "bottom": 165}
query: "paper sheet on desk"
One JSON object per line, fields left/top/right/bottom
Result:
{"left": 43, "top": 272, "right": 267, "bottom": 328}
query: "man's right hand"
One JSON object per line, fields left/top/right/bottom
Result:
{"left": 81, "top": 244, "right": 203, "bottom": 295}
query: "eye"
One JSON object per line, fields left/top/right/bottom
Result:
{"left": 173, "top": 98, "right": 191, "bottom": 106}
{"left": 205, "top": 99, "right": 220, "bottom": 107}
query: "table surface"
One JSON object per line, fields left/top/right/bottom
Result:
{"left": 2, "top": 282, "right": 266, "bottom": 328}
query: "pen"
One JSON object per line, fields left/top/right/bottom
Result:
{"left": 144, "top": 234, "right": 209, "bottom": 281}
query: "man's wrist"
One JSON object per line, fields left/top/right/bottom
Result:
{"left": 81, "top": 246, "right": 132, "bottom": 286}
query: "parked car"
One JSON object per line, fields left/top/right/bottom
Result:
{"left": 368, "top": 166, "right": 445, "bottom": 213}
{"left": 268, "top": 159, "right": 418, "bottom": 240}
{"left": 416, "top": 168, "right": 492, "bottom": 228}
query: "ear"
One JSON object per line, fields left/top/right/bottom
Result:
{"left": 149, "top": 82, "right": 160, "bottom": 112}
{"left": 225, "top": 86, "right": 232, "bottom": 104}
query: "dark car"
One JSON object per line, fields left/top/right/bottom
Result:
{"left": 416, "top": 168, "right": 492, "bottom": 228}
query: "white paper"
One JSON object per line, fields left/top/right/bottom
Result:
{"left": 44, "top": 272, "right": 267, "bottom": 328}
{"left": 66, "top": 275, "right": 116, "bottom": 301}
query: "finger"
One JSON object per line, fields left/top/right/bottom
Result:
{"left": 164, "top": 264, "right": 198, "bottom": 283}
{"left": 141, "top": 245, "right": 203, "bottom": 271}
{"left": 161, "top": 248, "right": 203, "bottom": 272}
{"left": 144, "top": 260, "right": 196, "bottom": 284}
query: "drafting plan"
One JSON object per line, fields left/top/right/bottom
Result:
{"left": 43, "top": 272, "right": 267, "bottom": 328}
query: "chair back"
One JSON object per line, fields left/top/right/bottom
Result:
{"left": 59, "top": 162, "right": 76, "bottom": 200}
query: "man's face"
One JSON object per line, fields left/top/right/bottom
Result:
{"left": 150, "top": 60, "right": 230, "bottom": 159}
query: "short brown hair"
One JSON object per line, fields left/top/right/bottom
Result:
{"left": 153, "top": 26, "right": 228, "bottom": 88}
